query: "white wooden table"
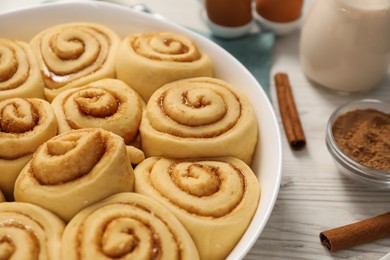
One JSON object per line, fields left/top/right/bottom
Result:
{"left": 254, "top": 25, "right": 390, "bottom": 260}
{"left": 1, "top": 0, "right": 389, "bottom": 259}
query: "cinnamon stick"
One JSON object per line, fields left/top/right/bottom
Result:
{"left": 274, "top": 72, "right": 306, "bottom": 150}
{"left": 320, "top": 211, "right": 390, "bottom": 251}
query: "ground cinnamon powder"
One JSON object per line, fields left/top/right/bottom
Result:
{"left": 332, "top": 109, "right": 390, "bottom": 171}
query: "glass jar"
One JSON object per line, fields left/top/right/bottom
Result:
{"left": 300, "top": 0, "right": 390, "bottom": 92}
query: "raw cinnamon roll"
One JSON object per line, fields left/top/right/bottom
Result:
{"left": 0, "top": 98, "right": 57, "bottom": 200}
{"left": 115, "top": 32, "right": 214, "bottom": 101}
{"left": 134, "top": 157, "right": 260, "bottom": 260}
{"left": 62, "top": 192, "right": 199, "bottom": 260}
{"left": 14, "top": 128, "right": 135, "bottom": 222}
{"left": 30, "top": 22, "right": 120, "bottom": 101}
{"left": 0, "top": 38, "right": 45, "bottom": 101}
{"left": 51, "top": 78, "right": 144, "bottom": 146}
{"left": 140, "top": 77, "right": 258, "bottom": 165}
{"left": 0, "top": 202, "right": 65, "bottom": 259}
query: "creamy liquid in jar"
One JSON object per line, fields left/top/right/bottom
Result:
{"left": 300, "top": 0, "right": 390, "bottom": 92}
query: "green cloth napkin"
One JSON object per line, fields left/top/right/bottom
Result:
{"left": 194, "top": 30, "right": 275, "bottom": 96}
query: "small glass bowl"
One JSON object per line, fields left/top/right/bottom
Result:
{"left": 326, "top": 99, "right": 390, "bottom": 188}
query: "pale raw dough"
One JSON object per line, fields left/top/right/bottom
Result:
{"left": 0, "top": 202, "right": 65, "bottom": 259}
{"left": 134, "top": 156, "right": 261, "bottom": 260}
{"left": 0, "top": 98, "right": 57, "bottom": 200}
{"left": 115, "top": 32, "right": 214, "bottom": 101}
{"left": 0, "top": 38, "right": 45, "bottom": 101}
{"left": 51, "top": 78, "right": 145, "bottom": 145}
{"left": 140, "top": 77, "right": 258, "bottom": 165}
{"left": 30, "top": 22, "right": 120, "bottom": 101}
{"left": 14, "top": 128, "right": 135, "bottom": 222}
{"left": 62, "top": 192, "right": 199, "bottom": 260}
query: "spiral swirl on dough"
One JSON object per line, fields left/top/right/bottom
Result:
{"left": 115, "top": 32, "right": 214, "bottom": 101}
{"left": 14, "top": 128, "right": 135, "bottom": 222}
{"left": 62, "top": 192, "right": 199, "bottom": 260}
{"left": 51, "top": 79, "right": 144, "bottom": 145}
{"left": 0, "top": 98, "right": 57, "bottom": 200}
{"left": 134, "top": 157, "right": 260, "bottom": 260}
{"left": 140, "top": 77, "right": 258, "bottom": 164}
{"left": 30, "top": 22, "right": 120, "bottom": 101}
{"left": 132, "top": 32, "right": 202, "bottom": 62}
{"left": 0, "top": 202, "right": 65, "bottom": 259}
{"left": 0, "top": 38, "right": 45, "bottom": 101}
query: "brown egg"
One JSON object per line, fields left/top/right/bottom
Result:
{"left": 256, "top": 0, "right": 303, "bottom": 23}
{"left": 205, "top": 0, "right": 252, "bottom": 27}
